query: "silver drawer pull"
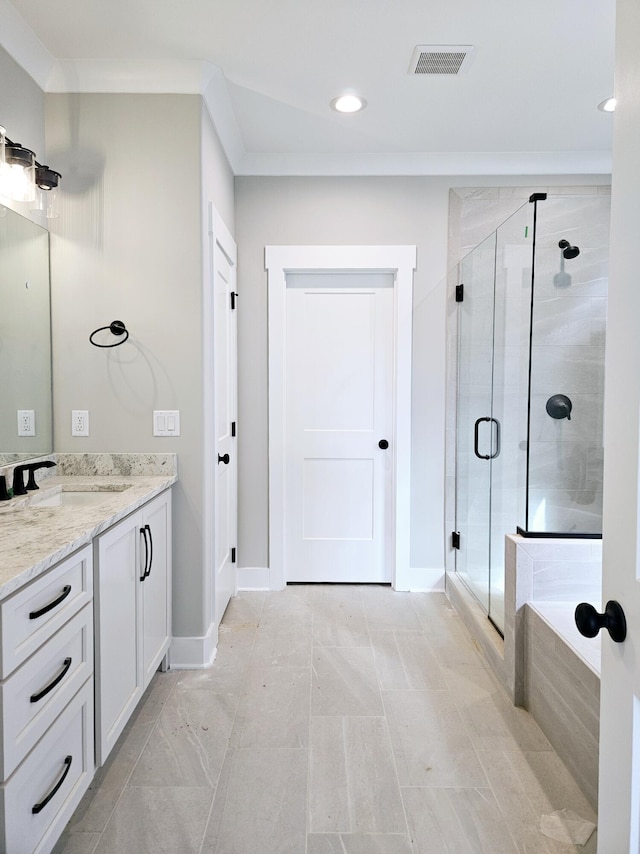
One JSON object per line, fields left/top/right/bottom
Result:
{"left": 32, "top": 755, "right": 72, "bottom": 814}
{"left": 29, "top": 585, "right": 72, "bottom": 620}
{"left": 30, "top": 657, "right": 73, "bottom": 703}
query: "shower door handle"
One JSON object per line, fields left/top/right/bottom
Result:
{"left": 489, "top": 417, "right": 501, "bottom": 459}
{"left": 474, "top": 417, "right": 501, "bottom": 460}
{"left": 474, "top": 417, "right": 491, "bottom": 460}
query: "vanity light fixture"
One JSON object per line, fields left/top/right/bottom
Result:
{"left": 598, "top": 97, "right": 616, "bottom": 112}
{"left": 0, "top": 124, "right": 62, "bottom": 213}
{"left": 330, "top": 94, "right": 367, "bottom": 113}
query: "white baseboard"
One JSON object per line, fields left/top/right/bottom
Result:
{"left": 237, "top": 566, "right": 270, "bottom": 590}
{"left": 396, "top": 567, "right": 446, "bottom": 592}
{"left": 170, "top": 622, "right": 218, "bottom": 669}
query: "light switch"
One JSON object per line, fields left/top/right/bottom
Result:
{"left": 153, "top": 410, "right": 180, "bottom": 436}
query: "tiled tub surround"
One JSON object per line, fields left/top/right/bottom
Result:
{"left": 0, "top": 453, "right": 177, "bottom": 598}
{"left": 447, "top": 534, "right": 601, "bottom": 808}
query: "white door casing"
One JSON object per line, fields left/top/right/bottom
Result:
{"left": 285, "top": 279, "right": 394, "bottom": 583}
{"left": 597, "top": 0, "right": 640, "bottom": 847}
{"left": 266, "top": 245, "right": 416, "bottom": 591}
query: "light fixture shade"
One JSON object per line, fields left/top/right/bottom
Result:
{"left": 3, "top": 142, "right": 36, "bottom": 202}
{"left": 31, "top": 166, "right": 61, "bottom": 218}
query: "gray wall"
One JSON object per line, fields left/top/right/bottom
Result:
{"left": 235, "top": 175, "right": 613, "bottom": 579}
{"left": 0, "top": 44, "right": 46, "bottom": 221}
{"left": 234, "top": 176, "right": 452, "bottom": 575}
{"left": 46, "top": 93, "right": 234, "bottom": 640}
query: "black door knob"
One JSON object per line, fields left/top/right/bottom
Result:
{"left": 575, "top": 600, "right": 627, "bottom": 643}
{"left": 217, "top": 453, "right": 230, "bottom": 465}
{"left": 378, "top": 439, "right": 389, "bottom": 449}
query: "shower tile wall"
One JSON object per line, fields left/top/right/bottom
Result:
{"left": 528, "top": 194, "right": 610, "bottom": 534}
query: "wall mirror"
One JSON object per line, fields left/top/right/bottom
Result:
{"left": 0, "top": 202, "right": 52, "bottom": 464}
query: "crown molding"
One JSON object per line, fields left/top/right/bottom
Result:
{"left": 235, "top": 149, "right": 613, "bottom": 177}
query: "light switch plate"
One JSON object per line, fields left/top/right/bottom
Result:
{"left": 153, "top": 410, "right": 180, "bottom": 436}
{"left": 17, "top": 409, "right": 35, "bottom": 437}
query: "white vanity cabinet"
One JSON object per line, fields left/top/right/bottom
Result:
{"left": 0, "top": 545, "right": 95, "bottom": 854}
{"left": 94, "top": 489, "right": 171, "bottom": 765}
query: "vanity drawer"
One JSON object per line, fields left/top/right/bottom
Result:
{"left": 0, "top": 545, "right": 92, "bottom": 678}
{"left": 0, "top": 680, "right": 94, "bottom": 854}
{"left": 0, "top": 604, "right": 93, "bottom": 779}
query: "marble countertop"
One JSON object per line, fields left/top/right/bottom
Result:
{"left": 0, "top": 473, "right": 177, "bottom": 600}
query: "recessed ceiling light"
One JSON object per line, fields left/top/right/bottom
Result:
{"left": 330, "top": 94, "right": 367, "bottom": 114}
{"left": 598, "top": 97, "right": 616, "bottom": 112}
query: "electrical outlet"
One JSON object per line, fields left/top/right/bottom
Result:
{"left": 72, "top": 410, "right": 89, "bottom": 437}
{"left": 17, "top": 409, "right": 35, "bottom": 437}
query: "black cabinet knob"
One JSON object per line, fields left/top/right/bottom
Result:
{"left": 378, "top": 439, "right": 389, "bottom": 450}
{"left": 217, "top": 453, "right": 230, "bottom": 465}
{"left": 575, "top": 600, "right": 627, "bottom": 643}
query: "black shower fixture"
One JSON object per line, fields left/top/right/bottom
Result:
{"left": 559, "top": 239, "right": 580, "bottom": 259}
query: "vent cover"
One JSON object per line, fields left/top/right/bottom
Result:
{"left": 409, "top": 45, "right": 475, "bottom": 75}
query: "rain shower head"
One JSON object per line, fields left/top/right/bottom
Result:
{"left": 559, "top": 239, "right": 580, "bottom": 259}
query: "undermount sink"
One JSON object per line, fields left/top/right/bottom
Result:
{"left": 32, "top": 485, "right": 132, "bottom": 508}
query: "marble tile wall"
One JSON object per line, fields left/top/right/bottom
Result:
{"left": 525, "top": 604, "right": 600, "bottom": 810}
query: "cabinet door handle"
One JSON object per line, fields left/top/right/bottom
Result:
{"left": 30, "top": 656, "right": 73, "bottom": 703}
{"left": 29, "top": 585, "right": 72, "bottom": 620}
{"left": 140, "top": 526, "right": 149, "bottom": 581}
{"left": 144, "top": 524, "right": 153, "bottom": 579}
{"left": 32, "top": 755, "right": 72, "bottom": 814}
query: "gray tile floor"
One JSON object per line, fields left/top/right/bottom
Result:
{"left": 55, "top": 586, "right": 598, "bottom": 853}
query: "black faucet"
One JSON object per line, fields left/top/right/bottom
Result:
{"left": 12, "top": 460, "right": 57, "bottom": 495}
{"left": 0, "top": 476, "right": 10, "bottom": 501}
{"left": 26, "top": 460, "right": 57, "bottom": 490}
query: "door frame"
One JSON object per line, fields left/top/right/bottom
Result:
{"left": 265, "top": 245, "right": 417, "bottom": 591}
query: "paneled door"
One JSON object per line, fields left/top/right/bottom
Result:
{"left": 284, "top": 275, "right": 394, "bottom": 582}
{"left": 211, "top": 214, "right": 238, "bottom": 627}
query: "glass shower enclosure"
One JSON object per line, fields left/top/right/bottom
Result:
{"left": 454, "top": 193, "right": 610, "bottom": 634}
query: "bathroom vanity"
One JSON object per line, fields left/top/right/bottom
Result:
{"left": 0, "top": 454, "right": 177, "bottom": 854}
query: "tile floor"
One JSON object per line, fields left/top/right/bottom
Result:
{"left": 54, "top": 585, "right": 598, "bottom": 853}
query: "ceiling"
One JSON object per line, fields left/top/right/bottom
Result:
{"left": 0, "top": 0, "right": 616, "bottom": 176}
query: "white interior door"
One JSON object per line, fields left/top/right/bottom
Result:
{"left": 212, "top": 225, "right": 238, "bottom": 626}
{"left": 596, "top": 2, "right": 640, "bottom": 847}
{"left": 285, "top": 275, "right": 394, "bottom": 582}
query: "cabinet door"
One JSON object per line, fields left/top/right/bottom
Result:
{"left": 140, "top": 491, "right": 171, "bottom": 688}
{"left": 94, "top": 512, "right": 142, "bottom": 766}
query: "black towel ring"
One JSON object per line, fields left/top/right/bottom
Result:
{"left": 89, "top": 320, "right": 129, "bottom": 348}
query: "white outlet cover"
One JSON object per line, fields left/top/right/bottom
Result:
{"left": 72, "top": 409, "right": 89, "bottom": 437}
{"left": 153, "top": 410, "right": 180, "bottom": 436}
{"left": 17, "top": 409, "right": 35, "bottom": 437}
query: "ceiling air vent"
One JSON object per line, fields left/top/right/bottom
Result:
{"left": 408, "top": 45, "right": 475, "bottom": 76}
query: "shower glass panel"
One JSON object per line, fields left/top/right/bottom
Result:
{"left": 524, "top": 195, "right": 610, "bottom": 535}
{"left": 456, "top": 230, "right": 497, "bottom": 615}
{"left": 455, "top": 202, "right": 534, "bottom": 632}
